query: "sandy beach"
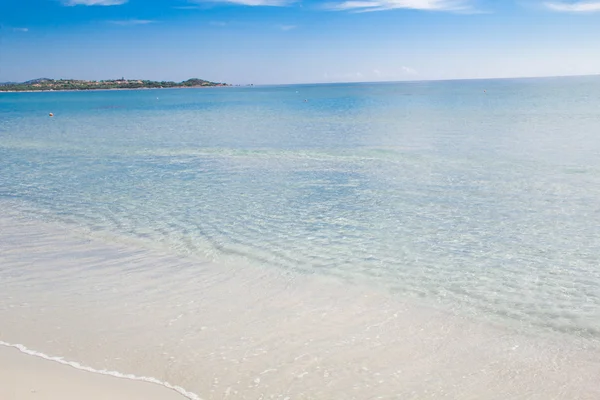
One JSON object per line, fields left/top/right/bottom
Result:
{"left": 0, "top": 346, "right": 186, "bottom": 400}
{"left": 1, "top": 210, "right": 600, "bottom": 399}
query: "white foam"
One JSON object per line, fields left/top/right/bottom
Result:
{"left": 0, "top": 341, "right": 202, "bottom": 400}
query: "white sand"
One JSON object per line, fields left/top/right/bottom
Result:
{"left": 0, "top": 346, "right": 186, "bottom": 400}
{"left": 2, "top": 210, "right": 600, "bottom": 399}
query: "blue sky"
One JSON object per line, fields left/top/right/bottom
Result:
{"left": 1, "top": 0, "right": 599, "bottom": 84}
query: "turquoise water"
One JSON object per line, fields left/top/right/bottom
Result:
{"left": 2, "top": 76, "right": 600, "bottom": 337}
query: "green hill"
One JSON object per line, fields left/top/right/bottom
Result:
{"left": 0, "top": 78, "right": 227, "bottom": 92}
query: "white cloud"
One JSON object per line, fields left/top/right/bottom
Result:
{"left": 544, "top": 1, "right": 600, "bottom": 12}
{"left": 402, "top": 66, "right": 418, "bottom": 75}
{"left": 192, "top": 0, "right": 294, "bottom": 6}
{"left": 327, "top": 0, "right": 473, "bottom": 12}
{"left": 13, "top": 28, "right": 29, "bottom": 32}
{"left": 63, "top": 0, "right": 127, "bottom": 5}
{"left": 108, "top": 19, "right": 156, "bottom": 25}
{"left": 210, "top": 21, "right": 228, "bottom": 26}
{"left": 277, "top": 24, "right": 297, "bottom": 30}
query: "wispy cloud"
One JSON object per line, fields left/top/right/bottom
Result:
{"left": 191, "top": 0, "right": 294, "bottom": 6}
{"left": 13, "top": 27, "right": 29, "bottom": 32}
{"left": 401, "top": 66, "right": 418, "bottom": 75}
{"left": 63, "top": 0, "right": 127, "bottom": 5}
{"left": 277, "top": 24, "right": 297, "bottom": 30}
{"left": 108, "top": 19, "right": 156, "bottom": 25}
{"left": 326, "top": 0, "right": 473, "bottom": 12}
{"left": 544, "top": 1, "right": 600, "bottom": 12}
{"left": 210, "top": 21, "right": 228, "bottom": 26}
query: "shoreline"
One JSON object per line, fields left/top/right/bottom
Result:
{"left": 0, "top": 345, "right": 189, "bottom": 400}
{"left": 2, "top": 209, "right": 600, "bottom": 399}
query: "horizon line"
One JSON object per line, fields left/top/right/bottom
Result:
{"left": 2, "top": 73, "right": 599, "bottom": 88}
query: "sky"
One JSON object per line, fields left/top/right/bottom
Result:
{"left": 1, "top": 0, "right": 599, "bottom": 84}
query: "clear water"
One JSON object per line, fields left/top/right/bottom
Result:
{"left": 2, "top": 76, "right": 600, "bottom": 339}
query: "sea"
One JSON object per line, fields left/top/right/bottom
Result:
{"left": 1, "top": 76, "right": 600, "bottom": 399}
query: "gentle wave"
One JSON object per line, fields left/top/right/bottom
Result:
{"left": 0, "top": 341, "right": 202, "bottom": 400}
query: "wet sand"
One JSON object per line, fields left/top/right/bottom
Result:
{"left": 0, "top": 346, "right": 187, "bottom": 400}
{"left": 1, "top": 211, "right": 600, "bottom": 399}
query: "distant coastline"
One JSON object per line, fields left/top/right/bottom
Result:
{"left": 0, "top": 78, "right": 228, "bottom": 92}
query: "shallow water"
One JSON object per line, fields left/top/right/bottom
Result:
{"left": 1, "top": 213, "right": 600, "bottom": 399}
{"left": 1, "top": 77, "right": 600, "bottom": 398}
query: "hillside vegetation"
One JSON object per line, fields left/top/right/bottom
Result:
{"left": 0, "top": 78, "right": 227, "bottom": 92}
